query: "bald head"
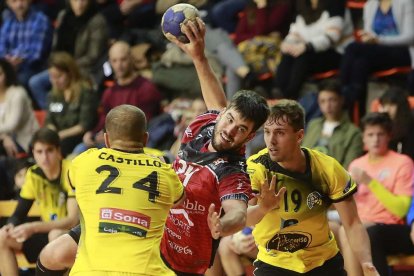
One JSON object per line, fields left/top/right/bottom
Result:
{"left": 109, "top": 41, "right": 134, "bottom": 80}
{"left": 105, "top": 105, "right": 147, "bottom": 147}
{"left": 109, "top": 41, "right": 130, "bottom": 58}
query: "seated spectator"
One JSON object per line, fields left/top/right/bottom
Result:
{"left": 365, "top": 197, "right": 414, "bottom": 276}
{"left": 209, "top": 0, "right": 248, "bottom": 34}
{"left": 302, "top": 78, "right": 363, "bottom": 169}
{"left": 0, "top": 59, "right": 39, "bottom": 157}
{"left": 45, "top": 52, "right": 98, "bottom": 157}
{"left": 99, "top": 0, "right": 157, "bottom": 40}
{"left": 378, "top": 86, "right": 414, "bottom": 160}
{"left": 234, "top": 0, "right": 292, "bottom": 97}
{"left": 71, "top": 41, "right": 162, "bottom": 155}
{"left": 0, "top": 128, "right": 79, "bottom": 276}
{"left": 232, "top": 0, "right": 291, "bottom": 46}
{"left": 272, "top": 0, "right": 351, "bottom": 100}
{"left": 340, "top": 0, "right": 414, "bottom": 117}
{"left": 338, "top": 112, "right": 414, "bottom": 276}
{"left": 29, "top": 0, "right": 109, "bottom": 109}
{"left": 0, "top": 0, "right": 52, "bottom": 88}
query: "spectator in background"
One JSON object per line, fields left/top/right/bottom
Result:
{"left": 71, "top": 41, "right": 162, "bottom": 155}
{"left": 272, "top": 0, "right": 351, "bottom": 100}
{"left": 99, "top": 0, "right": 157, "bottom": 40}
{"left": 302, "top": 78, "right": 363, "bottom": 169}
{"left": 0, "top": 128, "right": 79, "bottom": 276}
{"left": 340, "top": 0, "right": 414, "bottom": 117}
{"left": 210, "top": 0, "right": 248, "bottom": 33}
{"left": 0, "top": 59, "right": 39, "bottom": 200}
{"left": 378, "top": 87, "right": 414, "bottom": 160}
{"left": 0, "top": 0, "right": 52, "bottom": 88}
{"left": 29, "top": 0, "right": 109, "bottom": 109}
{"left": 45, "top": 52, "right": 98, "bottom": 157}
{"left": 0, "top": 59, "right": 39, "bottom": 157}
{"left": 233, "top": 0, "right": 291, "bottom": 45}
{"left": 338, "top": 112, "right": 414, "bottom": 276}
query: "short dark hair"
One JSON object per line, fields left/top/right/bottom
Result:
{"left": 268, "top": 99, "right": 305, "bottom": 131}
{"left": 31, "top": 128, "right": 60, "bottom": 148}
{"left": 318, "top": 78, "right": 342, "bottom": 97}
{"left": 227, "top": 90, "right": 269, "bottom": 132}
{"left": 0, "top": 58, "right": 17, "bottom": 87}
{"left": 360, "top": 112, "right": 392, "bottom": 133}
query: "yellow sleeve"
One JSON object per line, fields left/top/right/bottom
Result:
{"left": 19, "top": 168, "right": 36, "bottom": 200}
{"left": 169, "top": 169, "right": 184, "bottom": 204}
{"left": 63, "top": 160, "right": 76, "bottom": 197}
{"left": 246, "top": 157, "right": 266, "bottom": 193}
{"left": 328, "top": 159, "right": 357, "bottom": 202}
{"left": 368, "top": 179, "right": 412, "bottom": 218}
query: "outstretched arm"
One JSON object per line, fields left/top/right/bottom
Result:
{"left": 207, "top": 199, "right": 247, "bottom": 239}
{"left": 169, "top": 18, "right": 227, "bottom": 111}
{"left": 334, "top": 197, "right": 379, "bottom": 276}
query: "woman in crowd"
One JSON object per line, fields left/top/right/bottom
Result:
{"left": 45, "top": 52, "right": 98, "bottom": 156}
{"left": 29, "top": 0, "right": 109, "bottom": 109}
{"left": 378, "top": 86, "right": 414, "bottom": 160}
{"left": 272, "top": 0, "right": 351, "bottom": 99}
{"left": 0, "top": 59, "right": 38, "bottom": 157}
{"left": 340, "top": 0, "right": 414, "bottom": 116}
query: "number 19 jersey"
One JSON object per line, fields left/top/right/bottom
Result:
{"left": 69, "top": 148, "right": 184, "bottom": 276}
{"left": 247, "top": 148, "right": 357, "bottom": 273}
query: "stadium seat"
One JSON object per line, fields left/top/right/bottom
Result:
{"left": 34, "top": 110, "right": 47, "bottom": 127}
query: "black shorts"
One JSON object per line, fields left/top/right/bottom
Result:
{"left": 68, "top": 224, "right": 81, "bottom": 244}
{"left": 253, "top": 252, "right": 347, "bottom": 276}
{"left": 160, "top": 252, "right": 203, "bottom": 276}
{"left": 22, "top": 233, "right": 49, "bottom": 263}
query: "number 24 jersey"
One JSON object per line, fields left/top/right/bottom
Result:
{"left": 69, "top": 148, "right": 184, "bottom": 276}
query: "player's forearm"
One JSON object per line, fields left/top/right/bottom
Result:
{"left": 192, "top": 55, "right": 227, "bottom": 111}
{"left": 220, "top": 209, "right": 246, "bottom": 237}
{"left": 31, "top": 216, "right": 79, "bottom": 234}
{"left": 343, "top": 220, "right": 373, "bottom": 265}
{"left": 246, "top": 204, "right": 268, "bottom": 227}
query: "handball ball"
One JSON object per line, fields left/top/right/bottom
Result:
{"left": 161, "top": 3, "right": 200, "bottom": 43}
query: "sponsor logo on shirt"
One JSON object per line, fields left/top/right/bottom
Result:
{"left": 266, "top": 231, "right": 312, "bottom": 252}
{"left": 99, "top": 222, "right": 147, "bottom": 237}
{"left": 306, "top": 191, "right": 323, "bottom": 209}
{"left": 100, "top": 208, "right": 151, "bottom": 229}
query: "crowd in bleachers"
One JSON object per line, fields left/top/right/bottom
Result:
{"left": 1, "top": 0, "right": 414, "bottom": 275}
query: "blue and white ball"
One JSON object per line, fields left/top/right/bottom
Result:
{"left": 161, "top": 3, "right": 200, "bottom": 43}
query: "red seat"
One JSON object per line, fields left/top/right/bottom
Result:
{"left": 372, "top": 66, "right": 412, "bottom": 78}
{"left": 34, "top": 110, "right": 46, "bottom": 127}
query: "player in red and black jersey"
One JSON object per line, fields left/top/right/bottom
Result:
{"left": 35, "top": 17, "right": 270, "bottom": 276}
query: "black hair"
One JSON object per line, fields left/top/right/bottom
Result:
{"left": 30, "top": 128, "right": 61, "bottom": 149}
{"left": 0, "top": 58, "right": 17, "bottom": 87}
{"left": 360, "top": 112, "right": 393, "bottom": 134}
{"left": 227, "top": 90, "right": 269, "bottom": 132}
{"left": 379, "top": 86, "right": 413, "bottom": 140}
{"left": 318, "top": 78, "right": 342, "bottom": 97}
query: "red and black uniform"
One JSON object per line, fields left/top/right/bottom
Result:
{"left": 160, "top": 111, "right": 252, "bottom": 274}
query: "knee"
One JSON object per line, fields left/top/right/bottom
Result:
{"left": 39, "top": 239, "right": 72, "bottom": 269}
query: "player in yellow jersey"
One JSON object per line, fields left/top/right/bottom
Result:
{"left": 67, "top": 104, "right": 184, "bottom": 276}
{"left": 246, "top": 100, "right": 379, "bottom": 276}
{"left": 0, "top": 128, "right": 79, "bottom": 276}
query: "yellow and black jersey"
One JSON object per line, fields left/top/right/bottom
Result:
{"left": 247, "top": 148, "right": 356, "bottom": 273}
{"left": 20, "top": 159, "right": 74, "bottom": 222}
{"left": 69, "top": 148, "right": 183, "bottom": 276}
